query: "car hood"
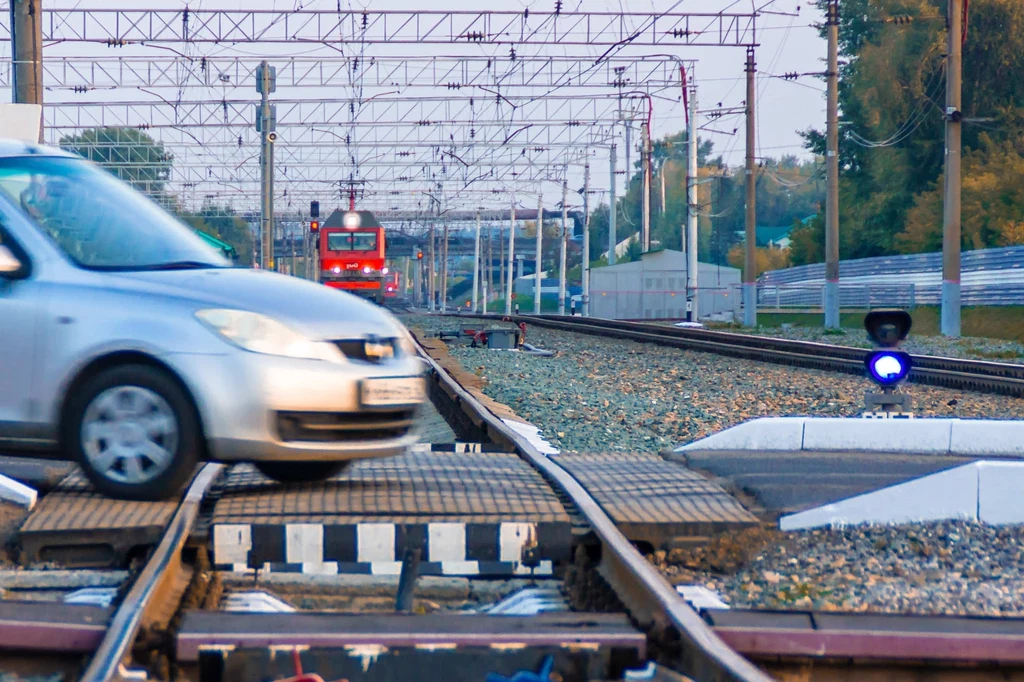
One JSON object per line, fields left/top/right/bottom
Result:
{"left": 111, "top": 267, "right": 403, "bottom": 340}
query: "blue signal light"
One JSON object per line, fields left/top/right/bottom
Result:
{"left": 865, "top": 350, "right": 912, "bottom": 385}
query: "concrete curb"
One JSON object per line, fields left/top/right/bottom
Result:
{"left": 0, "top": 472, "right": 36, "bottom": 509}
{"left": 675, "top": 417, "right": 1024, "bottom": 458}
{"left": 779, "top": 460, "right": 1024, "bottom": 530}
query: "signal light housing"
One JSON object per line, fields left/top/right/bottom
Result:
{"left": 864, "top": 309, "right": 912, "bottom": 348}
{"left": 862, "top": 308, "right": 914, "bottom": 414}
{"left": 416, "top": 251, "right": 423, "bottom": 260}
{"left": 310, "top": 220, "right": 320, "bottom": 233}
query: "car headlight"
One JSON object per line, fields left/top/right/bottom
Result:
{"left": 195, "top": 309, "right": 345, "bottom": 363}
{"left": 397, "top": 331, "right": 418, "bottom": 357}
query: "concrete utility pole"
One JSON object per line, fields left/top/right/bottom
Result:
{"left": 743, "top": 48, "right": 758, "bottom": 327}
{"left": 660, "top": 163, "right": 667, "bottom": 217}
{"left": 485, "top": 223, "right": 492, "bottom": 311}
{"left": 942, "top": 0, "right": 963, "bottom": 337}
{"left": 290, "top": 224, "right": 296, "bottom": 276}
{"left": 499, "top": 225, "right": 506, "bottom": 309}
{"left": 472, "top": 212, "right": 481, "bottom": 313}
{"left": 582, "top": 161, "right": 591, "bottom": 317}
{"left": 428, "top": 222, "right": 436, "bottom": 312}
{"left": 413, "top": 255, "right": 422, "bottom": 306}
{"left": 535, "top": 193, "right": 543, "bottom": 314}
{"left": 559, "top": 177, "right": 568, "bottom": 315}
{"left": 608, "top": 144, "right": 618, "bottom": 265}
{"left": 686, "top": 85, "right": 699, "bottom": 322}
{"left": 641, "top": 121, "right": 652, "bottom": 252}
{"left": 256, "top": 61, "right": 276, "bottom": 271}
{"left": 505, "top": 200, "right": 516, "bottom": 315}
{"left": 10, "top": 0, "right": 44, "bottom": 141}
{"left": 441, "top": 218, "right": 449, "bottom": 313}
{"left": 403, "top": 256, "right": 410, "bottom": 300}
{"left": 824, "top": 0, "right": 841, "bottom": 329}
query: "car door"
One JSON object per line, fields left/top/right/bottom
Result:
{"left": 0, "top": 206, "right": 46, "bottom": 446}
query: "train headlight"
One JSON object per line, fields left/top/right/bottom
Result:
{"left": 865, "top": 350, "right": 912, "bottom": 386}
{"left": 332, "top": 266, "right": 341, "bottom": 274}
{"left": 363, "top": 265, "right": 372, "bottom": 274}
{"left": 382, "top": 267, "right": 389, "bottom": 275}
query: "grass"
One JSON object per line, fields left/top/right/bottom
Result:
{"left": 744, "top": 307, "right": 1024, "bottom": 344}
{"left": 485, "top": 297, "right": 564, "bottom": 313}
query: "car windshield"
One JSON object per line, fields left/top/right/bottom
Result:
{"left": 0, "top": 155, "right": 230, "bottom": 271}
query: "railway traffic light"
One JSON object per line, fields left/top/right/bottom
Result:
{"left": 310, "top": 220, "right": 320, "bottom": 233}
{"left": 416, "top": 251, "right": 423, "bottom": 260}
{"left": 863, "top": 309, "right": 912, "bottom": 387}
{"left": 862, "top": 309, "right": 913, "bottom": 416}
{"left": 310, "top": 200, "right": 320, "bottom": 218}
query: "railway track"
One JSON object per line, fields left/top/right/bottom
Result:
{"left": 456, "top": 313, "right": 1024, "bottom": 398}
{"left": 0, "top": 335, "right": 768, "bottom": 682}
{"left": 4, "top": 321, "right": 1024, "bottom": 682}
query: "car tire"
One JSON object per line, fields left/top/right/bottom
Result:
{"left": 65, "top": 364, "right": 201, "bottom": 501}
{"left": 254, "top": 461, "right": 349, "bottom": 483}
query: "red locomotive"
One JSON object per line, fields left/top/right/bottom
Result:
{"left": 318, "top": 209, "right": 389, "bottom": 304}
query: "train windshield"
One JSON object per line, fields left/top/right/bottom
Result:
{"left": 326, "top": 231, "right": 378, "bottom": 252}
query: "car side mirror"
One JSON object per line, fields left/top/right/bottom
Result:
{"left": 0, "top": 244, "right": 23, "bottom": 277}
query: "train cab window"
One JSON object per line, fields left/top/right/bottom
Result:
{"left": 326, "top": 231, "right": 378, "bottom": 251}
{"left": 326, "top": 233, "right": 350, "bottom": 251}
{"left": 351, "top": 232, "right": 378, "bottom": 251}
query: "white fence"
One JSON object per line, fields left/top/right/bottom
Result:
{"left": 756, "top": 283, "right": 921, "bottom": 310}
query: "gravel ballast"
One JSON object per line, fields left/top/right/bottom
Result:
{"left": 403, "top": 314, "right": 1024, "bottom": 617}
{"left": 652, "top": 521, "right": 1024, "bottom": 616}
{"left": 402, "top": 314, "right": 1024, "bottom": 453}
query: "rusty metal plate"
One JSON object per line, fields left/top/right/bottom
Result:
{"left": 0, "top": 600, "right": 111, "bottom": 653}
{"left": 550, "top": 452, "right": 758, "bottom": 546}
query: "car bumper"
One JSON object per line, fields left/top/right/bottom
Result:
{"left": 164, "top": 351, "right": 427, "bottom": 462}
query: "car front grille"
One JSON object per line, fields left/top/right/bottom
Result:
{"left": 332, "top": 338, "right": 399, "bottom": 363}
{"left": 276, "top": 410, "right": 416, "bottom": 442}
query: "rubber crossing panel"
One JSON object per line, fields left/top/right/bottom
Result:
{"left": 18, "top": 468, "right": 183, "bottom": 566}
{"left": 550, "top": 452, "right": 757, "bottom": 546}
{"left": 210, "top": 450, "right": 573, "bottom": 577}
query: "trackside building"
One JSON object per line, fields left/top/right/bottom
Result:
{"left": 588, "top": 249, "right": 740, "bottom": 320}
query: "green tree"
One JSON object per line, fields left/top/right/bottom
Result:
{"left": 59, "top": 127, "right": 173, "bottom": 199}
{"left": 179, "top": 205, "right": 254, "bottom": 266}
{"left": 800, "top": 0, "right": 1024, "bottom": 260}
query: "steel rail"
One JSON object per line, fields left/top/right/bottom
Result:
{"left": 79, "top": 463, "right": 225, "bottom": 682}
{"left": 454, "top": 313, "right": 1024, "bottom": 398}
{"left": 414, "top": 338, "right": 772, "bottom": 682}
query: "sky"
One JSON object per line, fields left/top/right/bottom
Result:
{"left": 2, "top": 0, "right": 828, "bottom": 212}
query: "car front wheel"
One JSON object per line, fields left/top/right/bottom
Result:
{"left": 254, "top": 461, "right": 349, "bottom": 483}
{"left": 66, "top": 364, "right": 201, "bottom": 501}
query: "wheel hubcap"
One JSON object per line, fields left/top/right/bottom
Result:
{"left": 81, "top": 385, "right": 178, "bottom": 485}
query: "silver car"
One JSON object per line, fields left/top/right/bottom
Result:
{"left": 0, "top": 140, "right": 427, "bottom": 500}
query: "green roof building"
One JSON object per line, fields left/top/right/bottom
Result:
{"left": 194, "top": 229, "right": 238, "bottom": 260}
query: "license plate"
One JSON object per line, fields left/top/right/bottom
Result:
{"left": 360, "top": 376, "right": 426, "bottom": 407}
